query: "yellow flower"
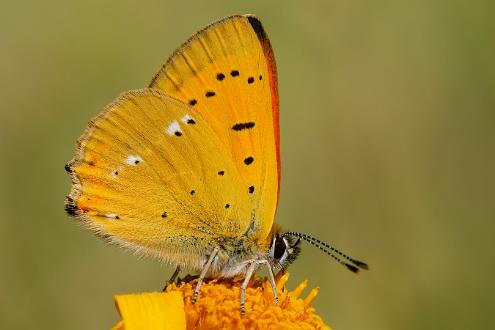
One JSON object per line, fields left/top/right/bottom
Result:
{"left": 112, "top": 272, "right": 330, "bottom": 330}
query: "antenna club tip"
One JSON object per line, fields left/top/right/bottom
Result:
{"left": 353, "top": 260, "right": 369, "bottom": 270}
{"left": 345, "top": 263, "right": 360, "bottom": 273}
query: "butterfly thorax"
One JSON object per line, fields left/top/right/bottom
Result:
{"left": 195, "top": 225, "right": 300, "bottom": 277}
{"left": 209, "top": 234, "right": 271, "bottom": 277}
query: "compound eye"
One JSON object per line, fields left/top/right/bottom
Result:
{"left": 273, "top": 235, "right": 287, "bottom": 260}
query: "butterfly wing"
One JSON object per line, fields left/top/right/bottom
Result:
{"left": 66, "top": 89, "right": 252, "bottom": 267}
{"left": 150, "top": 14, "right": 280, "bottom": 242}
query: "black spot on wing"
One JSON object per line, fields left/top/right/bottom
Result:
{"left": 218, "top": 170, "right": 225, "bottom": 176}
{"left": 64, "top": 164, "right": 71, "bottom": 173}
{"left": 190, "top": 190, "right": 195, "bottom": 195}
{"left": 244, "top": 156, "right": 254, "bottom": 165}
{"left": 232, "top": 122, "right": 255, "bottom": 131}
{"left": 65, "top": 204, "right": 78, "bottom": 216}
{"left": 189, "top": 99, "right": 197, "bottom": 106}
{"left": 225, "top": 204, "right": 230, "bottom": 209}
{"left": 247, "top": 16, "right": 267, "bottom": 42}
{"left": 247, "top": 77, "right": 255, "bottom": 84}
{"left": 249, "top": 186, "right": 255, "bottom": 194}
{"left": 161, "top": 211, "right": 168, "bottom": 218}
{"left": 187, "top": 119, "right": 196, "bottom": 125}
{"left": 174, "top": 131, "right": 183, "bottom": 137}
{"left": 65, "top": 197, "right": 78, "bottom": 216}
{"left": 231, "top": 70, "right": 240, "bottom": 77}
{"left": 205, "top": 91, "right": 215, "bottom": 97}
{"left": 217, "top": 73, "right": 225, "bottom": 81}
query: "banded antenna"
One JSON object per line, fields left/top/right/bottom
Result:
{"left": 283, "top": 232, "right": 369, "bottom": 273}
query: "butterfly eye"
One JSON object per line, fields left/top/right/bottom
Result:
{"left": 273, "top": 235, "right": 287, "bottom": 260}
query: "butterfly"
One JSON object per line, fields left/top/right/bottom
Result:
{"left": 65, "top": 14, "right": 368, "bottom": 314}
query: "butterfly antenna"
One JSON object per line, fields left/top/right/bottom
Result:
{"left": 284, "top": 232, "right": 369, "bottom": 273}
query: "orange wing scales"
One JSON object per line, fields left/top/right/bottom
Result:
{"left": 248, "top": 16, "right": 281, "bottom": 198}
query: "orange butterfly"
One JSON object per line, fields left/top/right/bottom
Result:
{"left": 65, "top": 14, "right": 368, "bottom": 314}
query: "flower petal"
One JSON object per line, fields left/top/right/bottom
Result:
{"left": 113, "top": 291, "right": 186, "bottom": 330}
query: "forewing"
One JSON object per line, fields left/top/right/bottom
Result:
{"left": 150, "top": 14, "right": 280, "bottom": 241}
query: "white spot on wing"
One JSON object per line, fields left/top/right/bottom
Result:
{"left": 105, "top": 213, "right": 118, "bottom": 219}
{"left": 181, "top": 114, "right": 193, "bottom": 123}
{"left": 126, "top": 155, "right": 143, "bottom": 165}
{"left": 166, "top": 120, "right": 182, "bottom": 136}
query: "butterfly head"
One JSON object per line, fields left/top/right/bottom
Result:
{"left": 268, "top": 233, "right": 301, "bottom": 271}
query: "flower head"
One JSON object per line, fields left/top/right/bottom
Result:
{"left": 113, "top": 272, "right": 330, "bottom": 329}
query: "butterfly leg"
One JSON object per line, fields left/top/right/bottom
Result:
{"left": 162, "top": 265, "right": 181, "bottom": 291}
{"left": 240, "top": 262, "right": 258, "bottom": 315}
{"left": 262, "top": 260, "right": 279, "bottom": 306}
{"left": 192, "top": 247, "right": 219, "bottom": 304}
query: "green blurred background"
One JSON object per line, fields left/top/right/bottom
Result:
{"left": 1, "top": 0, "right": 494, "bottom": 329}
